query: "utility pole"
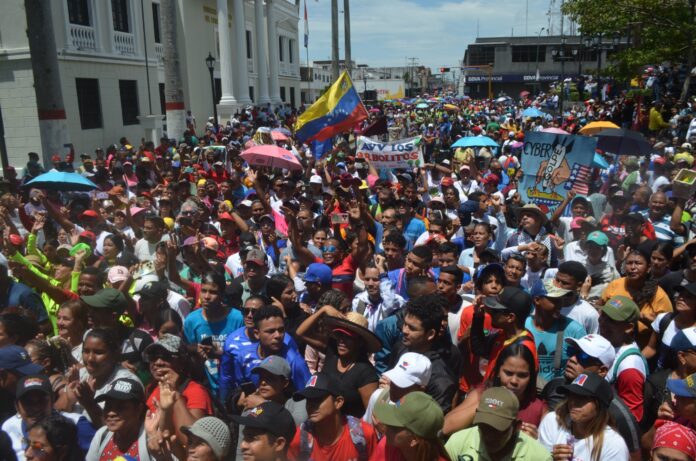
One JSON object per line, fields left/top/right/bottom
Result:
{"left": 407, "top": 57, "right": 418, "bottom": 96}
{"left": 331, "top": 0, "right": 339, "bottom": 80}
{"left": 343, "top": 0, "right": 351, "bottom": 77}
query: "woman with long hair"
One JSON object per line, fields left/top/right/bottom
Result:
{"left": 443, "top": 343, "right": 547, "bottom": 437}
{"left": 458, "top": 222, "right": 495, "bottom": 275}
{"left": 25, "top": 414, "right": 83, "bottom": 461}
{"left": 25, "top": 337, "right": 76, "bottom": 398}
{"left": 601, "top": 247, "right": 673, "bottom": 348}
{"left": 374, "top": 391, "right": 451, "bottom": 461}
{"left": 539, "top": 372, "right": 629, "bottom": 461}
{"left": 650, "top": 241, "right": 674, "bottom": 279}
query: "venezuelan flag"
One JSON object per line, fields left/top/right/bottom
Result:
{"left": 295, "top": 71, "right": 368, "bottom": 143}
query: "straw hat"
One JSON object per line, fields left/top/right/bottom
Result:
{"left": 324, "top": 315, "right": 382, "bottom": 353}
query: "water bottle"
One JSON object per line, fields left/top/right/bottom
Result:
{"left": 566, "top": 435, "right": 576, "bottom": 461}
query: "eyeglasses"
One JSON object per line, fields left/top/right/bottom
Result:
{"left": 180, "top": 210, "right": 196, "bottom": 216}
{"left": 571, "top": 349, "right": 602, "bottom": 367}
{"left": 322, "top": 245, "right": 338, "bottom": 253}
{"left": 243, "top": 307, "right": 257, "bottom": 317}
{"left": 149, "top": 352, "right": 179, "bottom": 362}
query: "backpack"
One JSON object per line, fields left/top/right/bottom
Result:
{"left": 610, "top": 346, "right": 649, "bottom": 386}
{"left": 297, "top": 415, "right": 368, "bottom": 461}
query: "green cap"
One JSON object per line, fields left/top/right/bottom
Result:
{"left": 372, "top": 391, "right": 444, "bottom": 439}
{"left": 81, "top": 288, "right": 128, "bottom": 313}
{"left": 602, "top": 295, "right": 639, "bottom": 323}
{"left": 586, "top": 231, "right": 609, "bottom": 247}
{"left": 473, "top": 387, "right": 519, "bottom": 431}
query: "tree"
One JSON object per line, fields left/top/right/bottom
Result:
{"left": 563, "top": 0, "right": 696, "bottom": 101}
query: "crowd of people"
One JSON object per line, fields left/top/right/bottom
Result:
{"left": 0, "top": 89, "right": 694, "bottom": 461}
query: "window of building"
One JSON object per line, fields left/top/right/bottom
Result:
{"left": 280, "top": 86, "right": 286, "bottom": 102}
{"left": 152, "top": 2, "right": 161, "bottom": 43}
{"left": 468, "top": 46, "right": 494, "bottom": 66}
{"left": 119, "top": 80, "right": 140, "bottom": 125}
{"left": 249, "top": 86, "right": 254, "bottom": 102}
{"left": 289, "top": 39, "right": 294, "bottom": 63}
{"left": 214, "top": 78, "right": 222, "bottom": 104}
{"left": 76, "top": 78, "right": 102, "bottom": 129}
{"left": 279, "top": 37, "right": 284, "bottom": 62}
{"left": 246, "top": 30, "right": 252, "bottom": 59}
{"left": 111, "top": 0, "right": 130, "bottom": 33}
{"left": 67, "top": 0, "right": 90, "bottom": 26}
{"left": 511, "top": 45, "right": 546, "bottom": 63}
{"left": 290, "top": 87, "right": 295, "bottom": 107}
{"left": 158, "top": 83, "right": 165, "bottom": 115}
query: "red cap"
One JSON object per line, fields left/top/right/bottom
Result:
{"left": 218, "top": 212, "right": 234, "bottom": 222}
{"left": 483, "top": 174, "right": 501, "bottom": 186}
{"left": 8, "top": 234, "right": 23, "bottom": 246}
{"left": 79, "top": 230, "right": 96, "bottom": 241}
{"left": 51, "top": 154, "right": 61, "bottom": 163}
{"left": 440, "top": 177, "right": 454, "bottom": 187}
{"left": 81, "top": 210, "right": 99, "bottom": 219}
{"left": 471, "top": 126, "right": 482, "bottom": 134}
{"left": 653, "top": 156, "right": 666, "bottom": 165}
{"left": 515, "top": 132, "right": 525, "bottom": 141}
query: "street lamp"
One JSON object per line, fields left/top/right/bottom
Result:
{"left": 205, "top": 52, "right": 218, "bottom": 129}
{"left": 552, "top": 37, "right": 578, "bottom": 114}
{"left": 534, "top": 27, "right": 546, "bottom": 96}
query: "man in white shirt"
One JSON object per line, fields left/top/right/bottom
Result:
{"left": 134, "top": 215, "right": 169, "bottom": 262}
{"left": 352, "top": 256, "right": 404, "bottom": 332}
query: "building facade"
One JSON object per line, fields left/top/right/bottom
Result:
{"left": 463, "top": 35, "right": 615, "bottom": 98}
{"left": 0, "top": 0, "right": 301, "bottom": 170}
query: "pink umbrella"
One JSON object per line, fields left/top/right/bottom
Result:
{"left": 271, "top": 131, "right": 289, "bottom": 142}
{"left": 541, "top": 127, "right": 570, "bottom": 135}
{"left": 369, "top": 108, "right": 381, "bottom": 113}
{"left": 241, "top": 145, "right": 303, "bottom": 171}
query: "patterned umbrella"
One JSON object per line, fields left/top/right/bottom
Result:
{"left": 240, "top": 145, "right": 303, "bottom": 171}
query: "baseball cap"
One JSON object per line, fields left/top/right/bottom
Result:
{"left": 231, "top": 402, "right": 296, "bottom": 443}
{"left": 482, "top": 173, "right": 500, "bottom": 186}
{"left": 16, "top": 375, "right": 52, "bottom": 400}
{"left": 303, "top": 263, "right": 333, "bottom": 285}
{"left": 373, "top": 391, "right": 444, "bottom": 440}
{"left": 259, "top": 214, "right": 275, "bottom": 223}
{"left": 483, "top": 286, "right": 533, "bottom": 319}
{"left": 586, "top": 231, "right": 609, "bottom": 247}
{"left": 676, "top": 282, "right": 696, "bottom": 298}
{"left": 0, "top": 346, "right": 42, "bottom": 376}
{"left": 383, "top": 352, "right": 432, "bottom": 388}
{"left": 565, "top": 334, "right": 616, "bottom": 367}
{"left": 570, "top": 216, "right": 586, "bottom": 230}
{"left": 8, "top": 234, "right": 23, "bottom": 247}
{"left": 143, "top": 334, "right": 183, "bottom": 362}
{"left": 251, "top": 355, "right": 291, "bottom": 379}
{"left": 473, "top": 387, "right": 519, "bottom": 431}
{"left": 80, "top": 210, "right": 98, "bottom": 219}
{"left": 601, "top": 295, "right": 640, "bottom": 323}
{"left": 668, "top": 373, "right": 696, "bottom": 398}
{"left": 137, "top": 280, "right": 169, "bottom": 298}
{"left": 107, "top": 266, "right": 130, "bottom": 284}
{"left": 218, "top": 212, "right": 234, "bottom": 222}
{"left": 558, "top": 372, "right": 613, "bottom": 408}
{"left": 530, "top": 279, "right": 572, "bottom": 298}
{"left": 293, "top": 372, "right": 343, "bottom": 401}
{"left": 244, "top": 247, "right": 267, "bottom": 266}
{"left": 94, "top": 378, "right": 144, "bottom": 402}
{"left": 309, "top": 175, "right": 323, "bottom": 184}
{"left": 79, "top": 230, "right": 96, "bottom": 242}
{"left": 130, "top": 207, "right": 147, "bottom": 216}
{"left": 238, "top": 199, "right": 253, "bottom": 208}
{"left": 81, "top": 288, "right": 128, "bottom": 313}
{"left": 181, "top": 416, "right": 231, "bottom": 459}
{"left": 671, "top": 328, "right": 696, "bottom": 352}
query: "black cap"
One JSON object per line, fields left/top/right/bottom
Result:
{"left": 293, "top": 372, "right": 343, "bottom": 401}
{"left": 483, "top": 286, "right": 533, "bottom": 319}
{"left": 676, "top": 282, "right": 696, "bottom": 298}
{"left": 231, "top": 401, "right": 296, "bottom": 441}
{"left": 94, "top": 378, "right": 145, "bottom": 403}
{"left": 137, "top": 280, "right": 169, "bottom": 299}
{"left": 623, "top": 212, "right": 645, "bottom": 224}
{"left": 558, "top": 372, "right": 613, "bottom": 408}
{"left": 16, "top": 375, "right": 52, "bottom": 400}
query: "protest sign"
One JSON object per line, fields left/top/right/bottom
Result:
{"left": 355, "top": 136, "right": 423, "bottom": 169}
{"left": 519, "top": 132, "right": 597, "bottom": 215}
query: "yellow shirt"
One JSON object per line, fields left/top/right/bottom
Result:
{"left": 601, "top": 277, "right": 672, "bottom": 348}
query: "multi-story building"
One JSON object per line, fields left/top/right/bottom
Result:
{"left": 0, "top": 0, "right": 301, "bottom": 171}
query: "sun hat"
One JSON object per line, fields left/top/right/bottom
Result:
{"left": 181, "top": 417, "right": 231, "bottom": 459}
{"left": 323, "top": 315, "right": 383, "bottom": 353}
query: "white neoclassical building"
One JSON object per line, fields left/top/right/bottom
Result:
{"left": 0, "top": 0, "right": 301, "bottom": 170}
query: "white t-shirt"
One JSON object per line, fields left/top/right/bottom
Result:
{"left": 539, "top": 411, "right": 630, "bottom": 461}
{"left": 607, "top": 343, "right": 648, "bottom": 383}
{"left": 134, "top": 234, "right": 170, "bottom": 262}
{"left": 224, "top": 252, "right": 277, "bottom": 278}
{"left": 3, "top": 411, "right": 80, "bottom": 461}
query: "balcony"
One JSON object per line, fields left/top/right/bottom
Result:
{"left": 68, "top": 24, "right": 98, "bottom": 51}
{"left": 279, "top": 62, "right": 299, "bottom": 78}
{"left": 155, "top": 43, "right": 164, "bottom": 61}
{"left": 113, "top": 31, "right": 137, "bottom": 56}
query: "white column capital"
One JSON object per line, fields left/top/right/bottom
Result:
{"left": 254, "top": 0, "right": 271, "bottom": 105}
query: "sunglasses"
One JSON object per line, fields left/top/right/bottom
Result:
{"left": 571, "top": 349, "right": 602, "bottom": 367}
{"left": 149, "top": 351, "right": 179, "bottom": 362}
{"left": 243, "top": 307, "right": 258, "bottom": 317}
{"left": 322, "top": 245, "right": 338, "bottom": 253}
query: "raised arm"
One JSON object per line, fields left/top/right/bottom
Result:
{"left": 283, "top": 206, "right": 316, "bottom": 268}
{"left": 551, "top": 189, "right": 576, "bottom": 227}
{"left": 295, "top": 304, "right": 344, "bottom": 352}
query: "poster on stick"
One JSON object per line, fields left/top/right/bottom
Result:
{"left": 355, "top": 136, "right": 423, "bottom": 169}
{"left": 519, "top": 132, "right": 597, "bottom": 215}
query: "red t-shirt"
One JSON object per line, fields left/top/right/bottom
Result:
{"left": 616, "top": 368, "right": 645, "bottom": 422}
{"left": 370, "top": 436, "right": 449, "bottom": 461}
{"left": 288, "top": 418, "right": 378, "bottom": 461}
{"left": 315, "top": 254, "right": 359, "bottom": 298}
{"left": 482, "top": 330, "right": 538, "bottom": 382}
{"left": 457, "top": 304, "right": 493, "bottom": 393}
{"left": 99, "top": 437, "right": 139, "bottom": 461}
{"left": 146, "top": 380, "right": 214, "bottom": 416}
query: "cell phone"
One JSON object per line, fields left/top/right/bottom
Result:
{"left": 200, "top": 336, "right": 214, "bottom": 346}
{"left": 241, "top": 381, "right": 257, "bottom": 395}
{"left": 331, "top": 213, "right": 349, "bottom": 224}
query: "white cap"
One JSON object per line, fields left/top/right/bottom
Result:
{"left": 383, "top": 352, "right": 432, "bottom": 388}
{"left": 565, "top": 334, "right": 615, "bottom": 368}
{"left": 309, "top": 175, "right": 323, "bottom": 185}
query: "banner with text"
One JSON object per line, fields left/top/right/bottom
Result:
{"left": 355, "top": 136, "right": 423, "bottom": 169}
{"left": 519, "top": 132, "right": 597, "bottom": 215}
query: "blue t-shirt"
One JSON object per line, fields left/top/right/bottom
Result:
{"left": 1, "top": 280, "right": 47, "bottom": 323}
{"left": 402, "top": 217, "right": 427, "bottom": 251}
{"left": 524, "top": 315, "right": 587, "bottom": 382}
{"left": 183, "top": 307, "right": 244, "bottom": 397}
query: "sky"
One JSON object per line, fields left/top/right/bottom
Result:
{"left": 303, "top": 0, "right": 554, "bottom": 72}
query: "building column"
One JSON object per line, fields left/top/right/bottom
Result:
{"left": 232, "top": 0, "right": 252, "bottom": 105}
{"left": 266, "top": 0, "right": 282, "bottom": 105}
{"left": 216, "top": 0, "right": 238, "bottom": 120}
{"left": 254, "top": 0, "right": 271, "bottom": 105}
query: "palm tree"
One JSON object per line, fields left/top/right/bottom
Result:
{"left": 160, "top": 0, "right": 186, "bottom": 139}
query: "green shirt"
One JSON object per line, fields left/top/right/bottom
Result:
{"left": 445, "top": 427, "right": 552, "bottom": 461}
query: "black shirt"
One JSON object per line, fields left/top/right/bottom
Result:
{"left": 323, "top": 348, "right": 378, "bottom": 418}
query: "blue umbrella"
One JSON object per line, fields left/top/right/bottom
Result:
{"left": 451, "top": 136, "right": 499, "bottom": 149}
{"left": 592, "top": 152, "right": 610, "bottom": 169}
{"left": 522, "top": 107, "right": 546, "bottom": 118}
{"left": 24, "top": 171, "right": 97, "bottom": 192}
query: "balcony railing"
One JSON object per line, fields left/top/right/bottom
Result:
{"left": 155, "top": 43, "right": 164, "bottom": 61}
{"left": 279, "top": 62, "right": 299, "bottom": 77}
{"left": 113, "top": 31, "right": 137, "bottom": 56}
{"left": 68, "top": 24, "right": 97, "bottom": 51}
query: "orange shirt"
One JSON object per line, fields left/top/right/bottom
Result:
{"left": 457, "top": 304, "right": 492, "bottom": 393}
{"left": 288, "top": 418, "right": 378, "bottom": 461}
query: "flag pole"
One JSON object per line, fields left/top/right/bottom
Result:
{"left": 304, "top": 0, "right": 311, "bottom": 104}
